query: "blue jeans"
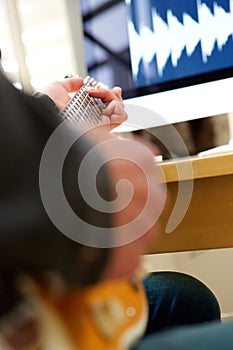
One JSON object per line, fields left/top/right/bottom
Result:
{"left": 134, "top": 321, "right": 233, "bottom": 350}
{"left": 132, "top": 271, "right": 222, "bottom": 349}
{"left": 143, "top": 271, "right": 221, "bottom": 335}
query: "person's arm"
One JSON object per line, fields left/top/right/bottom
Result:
{"left": 33, "top": 91, "right": 60, "bottom": 113}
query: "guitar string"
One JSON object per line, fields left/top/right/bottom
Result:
{"left": 61, "top": 92, "right": 102, "bottom": 128}
{"left": 77, "top": 83, "right": 105, "bottom": 126}
{"left": 59, "top": 77, "right": 104, "bottom": 129}
{"left": 60, "top": 84, "right": 90, "bottom": 126}
{"left": 76, "top": 90, "right": 100, "bottom": 126}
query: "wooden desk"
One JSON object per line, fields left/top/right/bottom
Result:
{"left": 148, "top": 152, "right": 233, "bottom": 254}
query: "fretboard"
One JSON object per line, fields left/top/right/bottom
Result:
{"left": 59, "top": 76, "right": 105, "bottom": 129}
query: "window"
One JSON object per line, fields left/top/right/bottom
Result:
{"left": 80, "top": 0, "right": 133, "bottom": 91}
{"left": 0, "top": 0, "right": 84, "bottom": 92}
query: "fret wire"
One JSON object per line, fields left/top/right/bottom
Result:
{"left": 85, "top": 95, "right": 104, "bottom": 119}
{"left": 59, "top": 76, "right": 104, "bottom": 129}
{"left": 86, "top": 108, "right": 98, "bottom": 125}
{"left": 87, "top": 101, "right": 102, "bottom": 124}
{"left": 79, "top": 104, "right": 98, "bottom": 126}
{"left": 61, "top": 106, "right": 79, "bottom": 126}
{"left": 62, "top": 101, "right": 102, "bottom": 128}
{"left": 76, "top": 93, "right": 102, "bottom": 126}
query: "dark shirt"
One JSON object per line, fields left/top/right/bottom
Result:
{"left": 0, "top": 67, "right": 111, "bottom": 286}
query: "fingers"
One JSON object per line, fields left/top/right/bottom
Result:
{"left": 53, "top": 79, "right": 126, "bottom": 129}
{"left": 101, "top": 100, "right": 128, "bottom": 129}
{"left": 85, "top": 85, "right": 127, "bottom": 129}
{"left": 100, "top": 115, "right": 111, "bottom": 129}
{"left": 112, "top": 86, "right": 123, "bottom": 101}
{"left": 86, "top": 85, "right": 123, "bottom": 103}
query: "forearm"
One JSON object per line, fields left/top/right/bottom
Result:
{"left": 33, "top": 91, "right": 60, "bottom": 113}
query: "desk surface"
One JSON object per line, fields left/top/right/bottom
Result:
{"left": 159, "top": 151, "right": 233, "bottom": 183}
{"left": 148, "top": 151, "right": 233, "bottom": 254}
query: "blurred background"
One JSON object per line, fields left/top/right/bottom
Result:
{"left": 1, "top": 0, "right": 233, "bottom": 320}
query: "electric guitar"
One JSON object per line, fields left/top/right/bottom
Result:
{"left": 31, "top": 276, "right": 148, "bottom": 350}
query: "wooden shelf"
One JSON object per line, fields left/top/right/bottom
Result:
{"left": 157, "top": 151, "right": 233, "bottom": 183}
{"left": 148, "top": 152, "right": 233, "bottom": 254}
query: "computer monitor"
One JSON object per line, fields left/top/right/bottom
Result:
{"left": 120, "top": 0, "right": 233, "bottom": 131}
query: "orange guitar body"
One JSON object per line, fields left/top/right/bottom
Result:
{"left": 36, "top": 278, "right": 148, "bottom": 350}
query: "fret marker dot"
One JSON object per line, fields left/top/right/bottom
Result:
{"left": 126, "top": 306, "right": 136, "bottom": 317}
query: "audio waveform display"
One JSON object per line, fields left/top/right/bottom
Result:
{"left": 126, "top": 0, "right": 233, "bottom": 87}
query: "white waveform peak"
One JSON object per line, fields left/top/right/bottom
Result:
{"left": 197, "top": 0, "right": 220, "bottom": 62}
{"left": 213, "top": 1, "right": 233, "bottom": 50}
{"left": 127, "top": 21, "right": 144, "bottom": 79}
{"left": 167, "top": 9, "right": 186, "bottom": 67}
{"left": 183, "top": 13, "right": 200, "bottom": 56}
{"left": 127, "top": 0, "right": 233, "bottom": 78}
{"left": 140, "top": 25, "right": 157, "bottom": 64}
{"left": 151, "top": 8, "right": 171, "bottom": 76}
{"left": 197, "top": 0, "right": 233, "bottom": 61}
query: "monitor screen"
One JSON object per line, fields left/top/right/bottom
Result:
{"left": 120, "top": 0, "right": 233, "bottom": 130}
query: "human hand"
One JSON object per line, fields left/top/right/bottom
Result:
{"left": 38, "top": 76, "right": 84, "bottom": 110}
{"left": 39, "top": 76, "right": 127, "bottom": 129}
{"left": 86, "top": 86, "right": 128, "bottom": 130}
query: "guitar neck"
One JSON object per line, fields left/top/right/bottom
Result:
{"left": 59, "top": 76, "right": 105, "bottom": 129}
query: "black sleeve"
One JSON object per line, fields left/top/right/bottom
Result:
{"left": 0, "top": 70, "right": 111, "bottom": 286}
{"left": 33, "top": 91, "right": 60, "bottom": 113}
